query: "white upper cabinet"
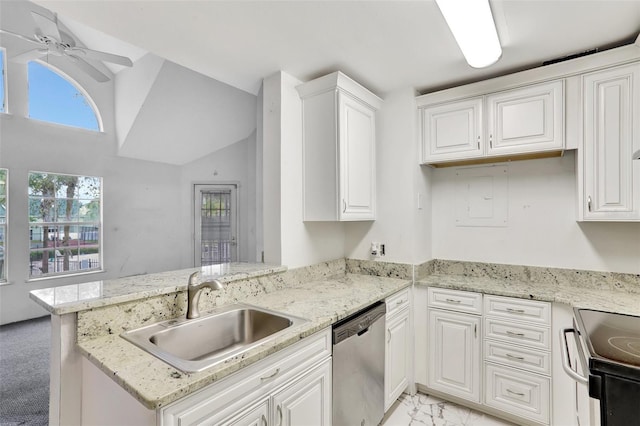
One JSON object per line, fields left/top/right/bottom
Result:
{"left": 298, "top": 71, "right": 382, "bottom": 221}
{"left": 486, "top": 81, "right": 564, "bottom": 156}
{"left": 579, "top": 62, "right": 640, "bottom": 221}
{"left": 419, "top": 80, "right": 565, "bottom": 166}
{"left": 421, "top": 97, "right": 483, "bottom": 163}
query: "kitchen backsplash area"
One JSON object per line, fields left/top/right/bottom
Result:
{"left": 425, "top": 259, "right": 640, "bottom": 294}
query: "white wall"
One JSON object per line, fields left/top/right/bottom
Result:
{"left": 262, "top": 71, "right": 345, "bottom": 268}
{"left": 345, "top": 87, "right": 427, "bottom": 265}
{"left": 0, "top": 114, "right": 185, "bottom": 324}
{"left": 179, "top": 133, "right": 258, "bottom": 266}
{"left": 431, "top": 153, "right": 640, "bottom": 274}
{"left": 117, "top": 59, "right": 257, "bottom": 165}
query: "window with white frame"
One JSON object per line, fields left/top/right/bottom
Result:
{"left": 0, "top": 48, "right": 6, "bottom": 113}
{"left": 28, "top": 61, "right": 101, "bottom": 131}
{"left": 0, "top": 169, "right": 7, "bottom": 282}
{"left": 28, "top": 172, "right": 101, "bottom": 278}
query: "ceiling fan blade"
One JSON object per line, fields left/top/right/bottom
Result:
{"left": 69, "top": 47, "right": 133, "bottom": 67}
{"left": 66, "top": 55, "right": 110, "bottom": 83}
{"left": 10, "top": 49, "right": 47, "bottom": 64}
{"left": 31, "top": 10, "right": 61, "bottom": 40}
{"left": 0, "top": 28, "right": 43, "bottom": 46}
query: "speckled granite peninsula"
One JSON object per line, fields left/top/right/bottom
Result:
{"left": 31, "top": 258, "right": 411, "bottom": 412}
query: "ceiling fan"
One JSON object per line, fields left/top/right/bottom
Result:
{"left": 0, "top": 10, "right": 133, "bottom": 82}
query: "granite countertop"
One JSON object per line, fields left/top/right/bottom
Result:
{"left": 78, "top": 273, "right": 411, "bottom": 410}
{"left": 29, "top": 262, "right": 287, "bottom": 315}
{"left": 417, "top": 274, "right": 640, "bottom": 316}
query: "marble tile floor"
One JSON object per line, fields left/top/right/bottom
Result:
{"left": 382, "top": 392, "right": 516, "bottom": 426}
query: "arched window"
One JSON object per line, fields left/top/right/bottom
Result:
{"left": 28, "top": 61, "right": 101, "bottom": 131}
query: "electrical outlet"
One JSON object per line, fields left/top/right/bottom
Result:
{"left": 371, "top": 242, "right": 386, "bottom": 257}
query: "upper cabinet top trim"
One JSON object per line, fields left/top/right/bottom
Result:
{"left": 297, "top": 71, "right": 383, "bottom": 109}
{"left": 417, "top": 43, "right": 640, "bottom": 106}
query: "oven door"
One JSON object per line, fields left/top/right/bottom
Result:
{"left": 560, "top": 328, "right": 601, "bottom": 426}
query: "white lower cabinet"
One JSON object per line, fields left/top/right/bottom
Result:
{"left": 422, "top": 288, "right": 556, "bottom": 425}
{"left": 161, "top": 329, "right": 332, "bottom": 426}
{"left": 384, "top": 289, "right": 411, "bottom": 411}
{"left": 427, "top": 296, "right": 482, "bottom": 403}
{"left": 483, "top": 295, "right": 552, "bottom": 425}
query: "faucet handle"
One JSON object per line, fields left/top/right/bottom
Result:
{"left": 188, "top": 270, "right": 200, "bottom": 286}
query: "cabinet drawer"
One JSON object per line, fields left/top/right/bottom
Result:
{"left": 428, "top": 287, "right": 482, "bottom": 315}
{"left": 484, "top": 295, "right": 551, "bottom": 325}
{"left": 386, "top": 288, "right": 410, "bottom": 316}
{"left": 485, "top": 363, "right": 550, "bottom": 425}
{"left": 484, "top": 318, "right": 550, "bottom": 350}
{"left": 484, "top": 340, "right": 551, "bottom": 376}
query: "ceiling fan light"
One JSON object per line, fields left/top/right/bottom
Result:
{"left": 435, "top": 0, "right": 502, "bottom": 68}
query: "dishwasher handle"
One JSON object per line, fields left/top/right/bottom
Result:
{"left": 333, "top": 302, "right": 386, "bottom": 345}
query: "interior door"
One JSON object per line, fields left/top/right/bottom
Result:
{"left": 194, "top": 184, "right": 238, "bottom": 266}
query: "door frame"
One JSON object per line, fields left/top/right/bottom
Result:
{"left": 193, "top": 182, "right": 239, "bottom": 267}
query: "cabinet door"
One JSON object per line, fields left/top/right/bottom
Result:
{"left": 421, "top": 97, "right": 484, "bottom": 163}
{"left": 272, "top": 359, "right": 331, "bottom": 426}
{"left": 385, "top": 309, "right": 410, "bottom": 411}
{"left": 339, "top": 91, "right": 376, "bottom": 221}
{"left": 486, "top": 80, "right": 564, "bottom": 156}
{"left": 202, "top": 397, "right": 269, "bottom": 426}
{"left": 428, "top": 309, "right": 481, "bottom": 403}
{"left": 582, "top": 63, "right": 640, "bottom": 221}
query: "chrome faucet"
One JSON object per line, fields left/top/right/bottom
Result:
{"left": 186, "top": 271, "right": 225, "bottom": 319}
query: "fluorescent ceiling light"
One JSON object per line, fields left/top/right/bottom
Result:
{"left": 436, "top": 0, "right": 502, "bottom": 68}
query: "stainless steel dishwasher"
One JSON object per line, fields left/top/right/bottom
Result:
{"left": 332, "top": 301, "right": 386, "bottom": 426}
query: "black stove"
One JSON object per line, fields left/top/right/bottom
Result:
{"left": 573, "top": 308, "right": 640, "bottom": 426}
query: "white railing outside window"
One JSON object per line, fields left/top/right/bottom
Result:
{"left": 28, "top": 172, "right": 102, "bottom": 278}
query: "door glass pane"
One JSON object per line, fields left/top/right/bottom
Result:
{"left": 200, "top": 190, "right": 233, "bottom": 265}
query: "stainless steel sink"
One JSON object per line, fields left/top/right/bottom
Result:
{"left": 121, "top": 303, "right": 308, "bottom": 373}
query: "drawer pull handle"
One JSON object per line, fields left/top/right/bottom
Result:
{"left": 445, "top": 298, "right": 461, "bottom": 304}
{"left": 387, "top": 329, "right": 391, "bottom": 343}
{"left": 260, "top": 368, "right": 280, "bottom": 381}
{"left": 396, "top": 300, "right": 405, "bottom": 306}
{"left": 506, "top": 353, "right": 525, "bottom": 361}
{"left": 261, "top": 414, "right": 267, "bottom": 426}
{"left": 277, "top": 405, "right": 283, "bottom": 426}
{"left": 506, "top": 388, "right": 525, "bottom": 397}
{"left": 506, "top": 330, "right": 525, "bottom": 337}
{"left": 506, "top": 308, "right": 525, "bottom": 314}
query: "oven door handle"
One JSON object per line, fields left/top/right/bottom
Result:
{"left": 560, "top": 328, "right": 589, "bottom": 385}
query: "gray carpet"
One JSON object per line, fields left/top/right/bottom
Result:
{"left": 0, "top": 316, "right": 50, "bottom": 426}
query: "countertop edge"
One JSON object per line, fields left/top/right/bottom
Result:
{"left": 29, "top": 264, "right": 288, "bottom": 315}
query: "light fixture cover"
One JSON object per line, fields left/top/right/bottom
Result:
{"left": 436, "top": 0, "right": 502, "bottom": 68}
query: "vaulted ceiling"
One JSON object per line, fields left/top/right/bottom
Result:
{"left": 29, "top": 0, "right": 640, "bottom": 97}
